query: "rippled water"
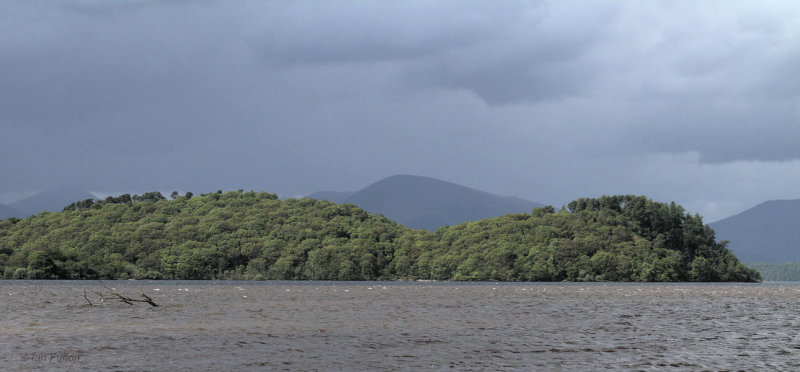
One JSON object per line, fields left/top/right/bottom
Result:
{"left": 2, "top": 281, "right": 799, "bottom": 371}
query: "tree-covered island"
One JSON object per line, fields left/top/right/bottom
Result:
{"left": 0, "top": 191, "right": 760, "bottom": 282}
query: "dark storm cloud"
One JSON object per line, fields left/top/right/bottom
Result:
{"left": 402, "top": 2, "right": 616, "bottom": 105}
{"left": 251, "top": 1, "right": 612, "bottom": 104}
{"left": 248, "top": 1, "right": 494, "bottom": 65}
{"left": 0, "top": 0, "right": 797, "bottom": 221}
{"left": 242, "top": 1, "right": 799, "bottom": 162}
{"left": 0, "top": 0, "right": 261, "bottom": 193}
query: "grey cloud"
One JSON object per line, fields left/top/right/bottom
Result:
{"left": 247, "top": 1, "right": 501, "bottom": 65}
{"left": 402, "top": 2, "right": 617, "bottom": 104}
{"left": 569, "top": 1, "right": 800, "bottom": 163}
{"left": 0, "top": 0, "right": 797, "bottom": 221}
{"left": 405, "top": 49, "right": 594, "bottom": 105}
{"left": 247, "top": 1, "right": 608, "bottom": 104}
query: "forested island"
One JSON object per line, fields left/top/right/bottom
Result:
{"left": 0, "top": 191, "right": 760, "bottom": 282}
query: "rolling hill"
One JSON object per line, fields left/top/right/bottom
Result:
{"left": 0, "top": 191, "right": 759, "bottom": 281}
{"left": 710, "top": 199, "right": 800, "bottom": 263}
{"left": 309, "top": 175, "right": 543, "bottom": 230}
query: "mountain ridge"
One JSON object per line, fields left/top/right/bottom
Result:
{"left": 309, "top": 175, "right": 543, "bottom": 230}
{"left": 710, "top": 199, "right": 800, "bottom": 263}
{"left": 8, "top": 186, "right": 96, "bottom": 218}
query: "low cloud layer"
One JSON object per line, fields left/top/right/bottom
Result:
{"left": 1, "top": 0, "right": 798, "bottom": 221}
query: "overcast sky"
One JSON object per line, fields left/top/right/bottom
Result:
{"left": 1, "top": 0, "right": 798, "bottom": 222}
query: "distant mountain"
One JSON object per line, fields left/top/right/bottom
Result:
{"left": 309, "top": 175, "right": 543, "bottom": 230}
{"left": 0, "top": 204, "right": 23, "bottom": 220}
{"left": 710, "top": 199, "right": 800, "bottom": 263}
{"left": 305, "top": 191, "right": 355, "bottom": 204}
{"left": 746, "top": 262, "right": 800, "bottom": 282}
{"left": 9, "top": 186, "right": 96, "bottom": 217}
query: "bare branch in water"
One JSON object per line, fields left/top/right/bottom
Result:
{"left": 83, "top": 281, "right": 159, "bottom": 307}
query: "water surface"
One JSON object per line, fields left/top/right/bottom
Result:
{"left": 2, "top": 281, "right": 799, "bottom": 371}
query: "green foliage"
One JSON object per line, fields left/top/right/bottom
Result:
{"left": 0, "top": 193, "right": 759, "bottom": 282}
{"left": 747, "top": 262, "right": 800, "bottom": 281}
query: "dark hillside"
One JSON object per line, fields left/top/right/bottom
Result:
{"left": 336, "top": 175, "right": 542, "bottom": 230}
{"left": 710, "top": 200, "right": 800, "bottom": 263}
{"left": 10, "top": 186, "right": 96, "bottom": 217}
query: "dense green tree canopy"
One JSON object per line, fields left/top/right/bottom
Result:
{"left": 0, "top": 191, "right": 759, "bottom": 282}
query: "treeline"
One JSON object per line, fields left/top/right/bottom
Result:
{"left": 746, "top": 262, "right": 800, "bottom": 281}
{"left": 62, "top": 191, "right": 191, "bottom": 211}
{"left": 0, "top": 191, "right": 759, "bottom": 282}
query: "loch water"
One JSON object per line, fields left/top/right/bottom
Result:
{"left": 2, "top": 281, "right": 799, "bottom": 371}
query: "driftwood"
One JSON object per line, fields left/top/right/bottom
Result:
{"left": 83, "top": 282, "right": 158, "bottom": 307}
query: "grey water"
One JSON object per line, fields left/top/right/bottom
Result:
{"left": 2, "top": 281, "right": 799, "bottom": 371}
